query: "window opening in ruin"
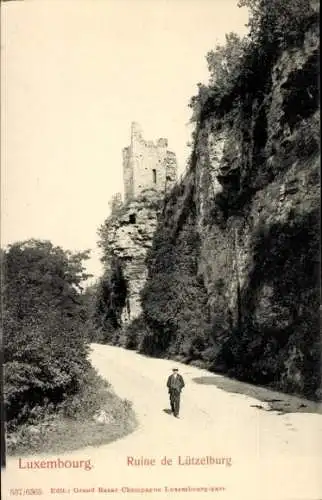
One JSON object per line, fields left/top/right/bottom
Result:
{"left": 129, "top": 213, "right": 136, "bottom": 224}
{"left": 152, "top": 169, "right": 157, "bottom": 184}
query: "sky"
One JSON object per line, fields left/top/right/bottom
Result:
{"left": 1, "top": 0, "right": 249, "bottom": 280}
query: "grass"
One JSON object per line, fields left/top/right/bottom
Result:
{"left": 193, "top": 375, "right": 322, "bottom": 415}
{"left": 6, "top": 372, "right": 137, "bottom": 457}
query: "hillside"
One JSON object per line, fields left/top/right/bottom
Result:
{"left": 99, "top": 0, "right": 320, "bottom": 399}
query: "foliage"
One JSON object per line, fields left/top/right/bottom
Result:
{"left": 139, "top": 192, "right": 212, "bottom": 358}
{"left": 238, "top": 0, "right": 316, "bottom": 49}
{"left": 93, "top": 257, "right": 128, "bottom": 340}
{"left": 122, "top": 316, "right": 149, "bottom": 351}
{"left": 134, "top": 0, "right": 320, "bottom": 400}
{"left": 78, "top": 283, "right": 105, "bottom": 342}
{"left": 189, "top": 0, "right": 318, "bottom": 123}
{"left": 206, "top": 33, "right": 247, "bottom": 89}
{"left": 6, "top": 366, "right": 136, "bottom": 456}
{"left": 3, "top": 240, "right": 92, "bottom": 429}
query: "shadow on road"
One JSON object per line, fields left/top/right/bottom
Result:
{"left": 192, "top": 376, "right": 322, "bottom": 415}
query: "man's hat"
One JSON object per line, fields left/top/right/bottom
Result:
{"left": 172, "top": 368, "right": 179, "bottom": 371}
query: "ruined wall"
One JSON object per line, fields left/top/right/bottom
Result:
{"left": 101, "top": 122, "right": 178, "bottom": 326}
{"left": 123, "top": 122, "right": 178, "bottom": 202}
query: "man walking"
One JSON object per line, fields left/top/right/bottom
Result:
{"left": 167, "top": 368, "right": 185, "bottom": 418}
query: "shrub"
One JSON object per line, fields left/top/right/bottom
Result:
{"left": 238, "top": 0, "right": 317, "bottom": 49}
{"left": 3, "top": 240, "right": 92, "bottom": 429}
{"left": 58, "top": 366, "right": 110, "bottom": 419}
{"left": 93, "top": 258, "right": 128, "bottom": 338}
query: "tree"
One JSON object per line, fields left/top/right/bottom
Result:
{"left": 206, "top": 33, "right": 248, "bottom": 90}
{"left": 3, "top": 240, "right": 90, "bottom": 324}
{"left": 93, "top": 257, "right": 128, "bottom": 338}
{"left": 238, "top": 0, "right": 316, "bottom": 48}
{"left": 3, "top": 239, "right": 92, "bottom": 428}
{"left": 189, "top": 33, "right": 248, "bottom": 123}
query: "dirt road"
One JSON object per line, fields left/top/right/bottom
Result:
{"left": 3, "top": 344, "right": 322, "bottom": 500}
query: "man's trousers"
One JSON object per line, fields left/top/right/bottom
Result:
{"left": 169, "top": 389, "right": 181, "bottom": 417}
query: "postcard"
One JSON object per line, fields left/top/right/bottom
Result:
{"left": 1, "top": 1, "right": 321, "bottom": 499}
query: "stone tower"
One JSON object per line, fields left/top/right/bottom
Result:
{"left": 122, "top": 122, "right": 177, "bottom": 202}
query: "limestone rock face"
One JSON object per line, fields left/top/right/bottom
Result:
{"left": 138, "top": 20, "right": 320, "bottom": 398}
{"left": 100, "top": 18, "right": 320, "bottom": 398}
{"left": 193, "top": 24, "right": 320, "bottom": 394}
{"left": 194, "top": 24, "right": 319, "bottom": 334}
{"left": 102, "top": 190, "right": 162, "bottom": 323}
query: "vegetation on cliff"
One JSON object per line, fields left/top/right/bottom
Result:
{"left": 93, "top": 189, "right": 165, "bottom": 343}
{"left": 139, "top": 197, "right": 213, "bottom": 361}
{"left": 130, "top": 0, "right": 320, "bottom": 398}
{"left": 92, "top": 0, "right": 319, "bottom": 399}
{"left": 91, "top": 258, "right": 128, "bottom": 341}
{"left": 191, "top": 0, "right": 318, "bottom": 125}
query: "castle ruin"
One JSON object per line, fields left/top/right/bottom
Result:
{"left": 122, "top": 122, "right": 177, "bottom": 202}
{"left": 103, "top": 123, "right": 178, "bottom": 328}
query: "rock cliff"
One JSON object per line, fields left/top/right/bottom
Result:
{"left": 98, "top": 189, "right": 163, "bottom": 325}
{"left": 134, "top": 7, "right": 320, "bottom": 398}
{"left": 99, "top": 2, "right": 320, "bottom": 398}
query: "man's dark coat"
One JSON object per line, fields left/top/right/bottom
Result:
{"left": 167, "top": 372, "right": 185, "bottom": 417}
{"left": 167, "top": 373, "right": 185, "bottom": 391}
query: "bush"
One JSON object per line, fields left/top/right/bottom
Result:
{"left": 3, "top": 240, "right": 92, "bottom": 429}
{"left": 189, "top": 0, "right": 318, "bottom": 124}
{"left": 6, "top": 368, "right": 137, "bottom": 456}
{"left": 138, "top": 191, "right": 213, "bottom": 359}
{"left": 123, "top": 317, "right": 148, "bottom": 350}
{"left": 93, "top": 258, "right": 128, "bottom": 338}
{"left": 58, "top": 367, "right": 110, "bottom": 419}
{"left": 238, "top": 0, "right": 317, "bottom": 49}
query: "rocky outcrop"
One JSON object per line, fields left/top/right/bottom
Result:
{"left": 99, "top": 6, "right": 320, "bottom": 398}
{"left": 136, "top": 16, "right": 320, "bottom": 398}
{"left": 100, "top": 189, "right": 163, "bottom": 324}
